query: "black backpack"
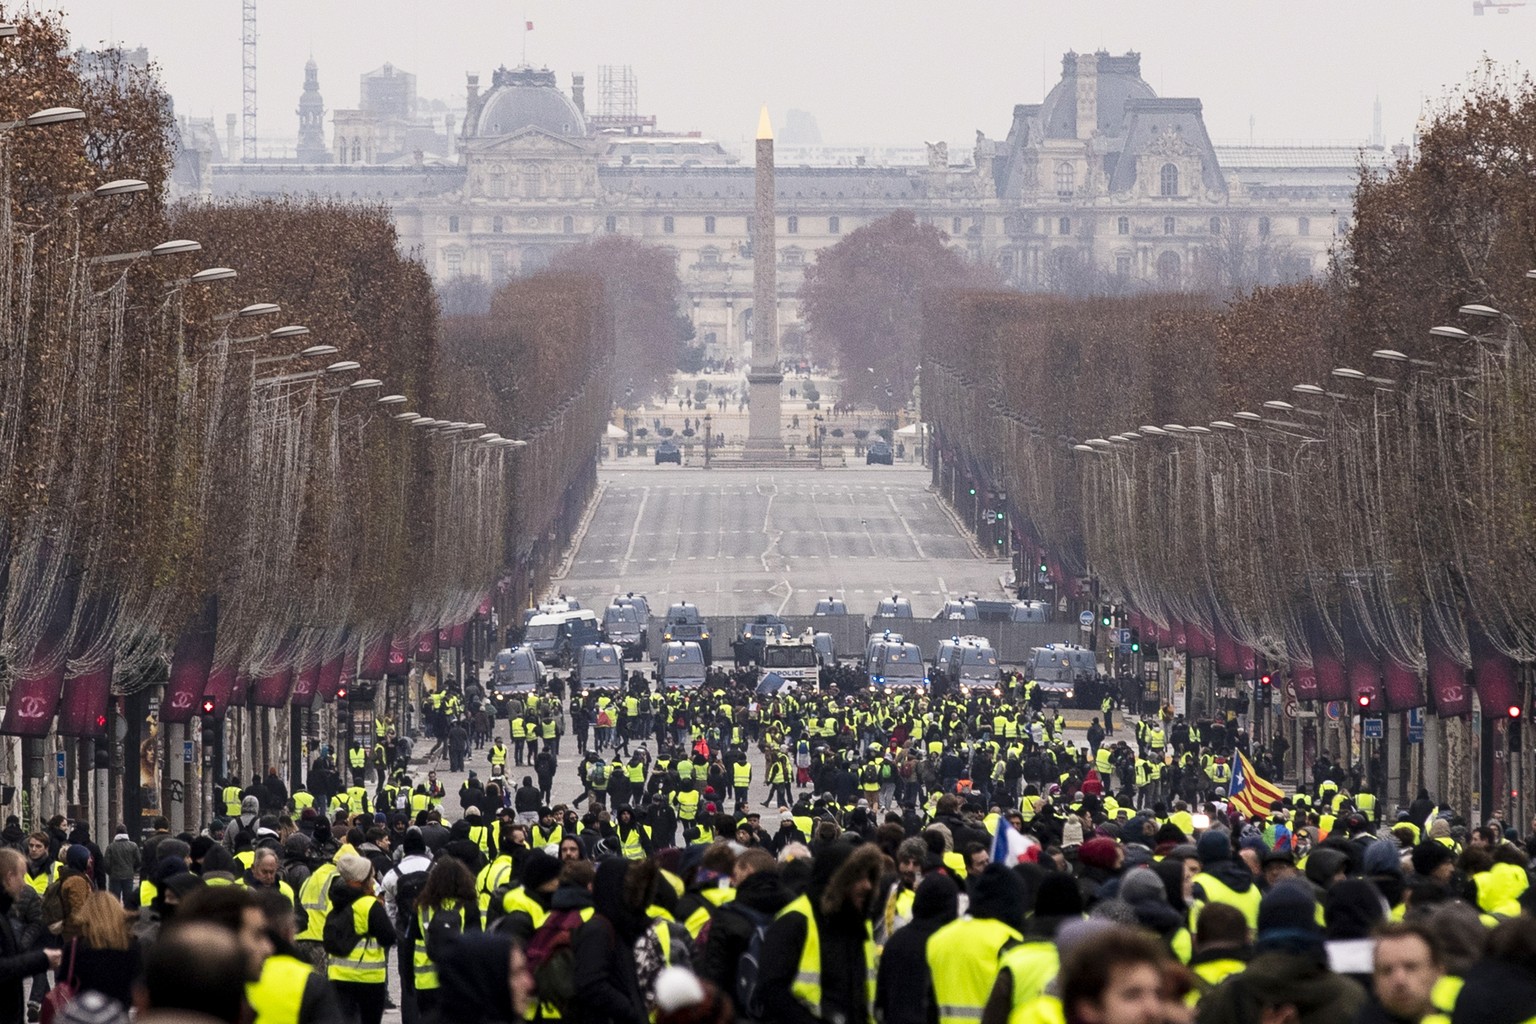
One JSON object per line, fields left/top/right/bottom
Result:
{"left": 720, "top": 903, "right": 772, "bottom": 1020}
{"left": 323, "top": 901, "right": 363, "bottom": 957}
{"left": 393, "top": 868, "right": 429, "bottom": 930}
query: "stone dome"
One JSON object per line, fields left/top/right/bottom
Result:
{"left": 475, "top": 66, "right": 586, "bottom": 138}
{"left": 1039, "top": 51, "right": 1156, "bottom": 139}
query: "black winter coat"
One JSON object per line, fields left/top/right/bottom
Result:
{"left": 0, "top": 891, "right": 49, "bottom": 1024}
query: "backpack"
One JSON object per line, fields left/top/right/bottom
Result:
{"left": 40, "top": 878, "right": 64, "bottom": 931}
{"left": 393, "top": 869, "right": 430, "bottom": 931}
{"left": 524, "top": 908, "right": 587, "bottom": 1014}
{"left": 421, "top": 903, "right": 466, "bottom": 962}
{"left": 596, "top": 710, "right": 613, "bottom": 728}
{"left": 323, "top": 901, "right": 363, "bottom": 957}
{"left": 720, "top": 903, "right": 772, "bottom": 1019}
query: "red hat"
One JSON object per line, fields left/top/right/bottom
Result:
{"left": 1078, "top": 837, "right": 1121, "bottom": 871}
{"left": 705, "top": 803, "right": 717, "bottom": 814}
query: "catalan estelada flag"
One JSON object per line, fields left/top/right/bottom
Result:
{"left": 1228, "top": 750, "right": 1284, "bottom": 818}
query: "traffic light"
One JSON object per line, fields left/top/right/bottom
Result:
{"left": 1260, "top": 673, "right": 1273, "bottom": 687}
{"left": 1356, "top": 689, "right": 1374, "bottom": 710}
{"left": 1512, "top": 716, "right": 1524, "bottom": 753}
{"left": 1509, "top": 705, "right": 1523, "bottom": 719}
{"left": 201, "top": 698, "right": 216, "bottom": 715}
{"left": 1129, "top": 629, "right": 1141, "bottom": 653}
{"left": 336, "top": 685, "right": 348, "bottom": 701}
{"left": 1038, "top": 560, "right": 1048, "bottom": 574}
{"left": 1100, "top": 610, "right": 1112, "bottom": 627}
{"left": 968, "top": 486, "right": 977, "bottom": 497}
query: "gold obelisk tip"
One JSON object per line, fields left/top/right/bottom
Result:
{"left": 756, "top": 105, "right": 773, "bottom": 141}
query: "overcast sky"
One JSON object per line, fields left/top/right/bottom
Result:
{"left": 51, "top": 1, "right": 1536, "bottom": 153}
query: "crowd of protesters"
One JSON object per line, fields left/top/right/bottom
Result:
{"left": 2, "top": 669, "right": 1535, "bottom": 1024}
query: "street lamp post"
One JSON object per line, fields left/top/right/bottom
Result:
{"left": 814, "top": 413, "right": 825, "bottom": 469}
{"left": 702, "top": 412, "right": 712, "bottom": 469}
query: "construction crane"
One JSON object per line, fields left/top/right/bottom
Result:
{"left": 242, "top": 0, "right": 256, "bottom": 161}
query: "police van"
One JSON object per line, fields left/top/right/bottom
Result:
{"left": 573, "top": 643, "right": 625, "bottom": 695}
{"left": 934, "top": 635, "right": 1001, "bottom": 695}
{"left": 867, "top": 640, "right": 928, "bottom": 691}
{"left": 657, "top": 640, "right": 707, "bottom": 690}
{"left": 490, "top": 646, "right": 545, "bottom": 715}
{"left": 1027, "top": 644, "right": 1098, "bottom": 704}
{"left": 760, "top": 630, "right": 822, "bottom": 689}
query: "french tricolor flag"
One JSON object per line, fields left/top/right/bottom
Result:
{"left": 992, "top": 815, "right": 1040, "bottom": 865}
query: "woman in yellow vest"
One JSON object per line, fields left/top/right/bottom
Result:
{"left": 759, "top": 841, "right": 883, "bottom": 1023}
{"left": 326, "top": 854, "right": 396, "bottom": 1024}
{"left": 411, "top": 857, "right": 482, "bottom": 1016}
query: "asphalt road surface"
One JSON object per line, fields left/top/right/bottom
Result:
{"left": 560, "top": 463, "right": 1006, "bottom": 617}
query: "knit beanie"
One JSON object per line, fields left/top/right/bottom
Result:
{"left": 1258, "top": 879, "right": 1321, "bottom": 936}
{"left": 1197, "top": 829, "right": 1232, "bottom": 864}
{"left": 1078, "top": 837, "right": 1121, "bottom": 871}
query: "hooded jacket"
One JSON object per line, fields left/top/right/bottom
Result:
{"left": 760, "top": 841, "right": 883, "bottom": 1024}
{"left": 876, "top": 874, "right": 959, "bottom": 1024}
{"left": 569, "top": 859, "right": 648, "bottom": 1024}
{"left": 696, "top": 869, "right": 792, "bottom": 997}
{"left": 429, "top": 932, "right": 516, "bottom": 1024}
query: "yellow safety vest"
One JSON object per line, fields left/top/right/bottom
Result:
{"left": 501, "top": 885, "right": 550, "bottom": 925}
{"left": 477, "top": 857, "right": 514, "bottom": 913}
{"left": 467, "top": 824, "right": 491, "bottom": 855}
{"left": 1095, "top": 748, "right": 1114, "bottom": 775}
{"left": 627, "top": 762, "right": 645, "bottom": 784}
{"left": 776, "top": 894, "right": 876, "bottom": 1020}
{"left": 247, "top": 953, "right": 312, "bottom": 1024}
{"left": 349, "top": 748, "right": 366, "bottom": 769}
{"left": 296, "top": 863, "right": 338, "bottom": 941}
{"left": 998, "top": 940, "right": 1061, "bottom": 1014}
{"left": 414, "top": 900, "right": 470, "bottom": 990}
{"left": 1191, "top": 872, "right": 1263, "bottom": 932}
{"left": 224, "top": 786, "right": 245, "bottom": 815}
{"left": 675, "top": 790, "right": 700, "bottom": 821}
{"left": 411, "top": 792, "right": 430, "bottom": 815}
{"left": 326, "top": 895, "right": 386, "bottom": 984}
{"left": 927, "top": 917, "right": 1024, "bottom": 1024}
{"left": 532, "top": 825, "right": 563, "bottom": 848}
{"left": 733, "top": 762, "right": 752, "bottom": 788}
{"left": 291, "top": 791, "right": 314, "bottom": 811}
{"left": 619, "top": 826, "right": 650, "bottom": 861}
{"left": 346, "top": 787, "right": 368, "bottom": 814}
{"left": 25, "top": 863, "right": 58, "bottom": 897}
{"left": 489, "top": 745, "right": 507, "bottom": 767}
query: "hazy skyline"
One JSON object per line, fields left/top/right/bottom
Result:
{"left": 49, "top": 1, "right": 1536, "bottom": 155}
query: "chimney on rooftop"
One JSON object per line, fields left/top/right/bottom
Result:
{"left": 1075, "top": 51, "right": 1098, "bottom": 140}
{"left": 572, "top": 73, "right": 585, "bottom": 115}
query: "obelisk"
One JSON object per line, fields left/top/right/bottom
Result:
{"left": 743, "top": 104, "right": 785, "bottom": 459}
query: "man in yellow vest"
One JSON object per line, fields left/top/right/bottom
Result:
{"left": 760, "top": 841, "right": 882, "bottom": 1023}
{"left": 488, "top": 738, "right": 508, "bottom": 778}
{"left": 926, "top": 864, "right": 1027, "bottom": 1024}
{"left": 1190, "top": 830, "right": 1262, "bottom": 932}
{"left": 326, "top": 854, "right": 395, "bottom": 1024}
{"left": 732, "top": 755, "right": 753, "bottom": 806}
{"left": 247, "top": 881, "right": 338, "bottom": 1024}
{"left": 347, "top": 742, "right": 367, "bottom": 787}
{"left": 295, "top": 846, "right": 347, "bottom": 968}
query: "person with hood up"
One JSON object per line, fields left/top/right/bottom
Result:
{"left": 1195, "top": 879, "right": 1366, "bottom": 1024}
{"left": 876, "top": 874, "right": 958, "bottom": 1024}
{"left": 926, "top": 864, "right": 1027, "bottom": 1024}
{"left": 1361, "top": 840, "right": 1407, "bottom": 917}
{"left": 1322, "top": 878, "right": 1388, "bottom": 983}
{"left": 1118, "top": 866, "right": 1193, "bottom": 964}
{"left": 229, "top": 796, "right": 262, "bottom": 847}
{"left": 1190, "top": 830, "right": 1262, "bottom": 932}
{"left": 696, "top": 859, "right": 792, "bottom": 997}
{"left": 984, "top": 871, "right": 1087, "bottom": 1024}
{"left": 759, "top": 839, "right": 884, "bottom": 1024}
{"left": 569, "top": 858, "right": 649, "bottom": 1024}
{"left": 427, "top": 930, "right": 534, "bottom": 1024}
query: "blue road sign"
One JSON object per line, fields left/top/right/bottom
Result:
{"left": 1078, "top": 610, "right": 1095, "bottom": 626}
{"left": 1362, "top": 717, "right": 1384, "bottom": 739}
{"left": 55, "top": 752, "right": 65, "bottom": 778}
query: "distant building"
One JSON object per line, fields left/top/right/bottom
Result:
{"left": 207, "top": 50, "right": 1389, "bottom": 364}
{"left": 295, "top": 57, "right": 330, "bottom": 163}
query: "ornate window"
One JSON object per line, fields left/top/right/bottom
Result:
{"left": 1059, "top": 216, "right": 1071, "bottom": 236}
{"left": 1159, "top": 163, "right": 1179, "bottom": 197}
{"left": 700, "top": 246, "right": 720, "bottom": 266}
{"left": 1116, "top": 254, "right": 1132, "bottom": 277}
{"left": 1164, "top": 216, "right": 1176, "bottom": 236}
{"left": 782, "top": 247, "right": 804, "bottom": 266}
{"left": 562, "top": 215, "right": 574, "bottom": 234}
{"left": 444, "top": 249, "right": 463, "bottom": 277}
{"left": 492, "top": 216, "right": 504, "bottom": 234}
{"left": 1297, "top": 216, "right": 1310, "bottom": 236}
{"left": 1258, "top": 216, "right": 1271, "bottom": 238}
{"left": 448, "top": 216, "right": 460, "bottom": 234}
{"left": 560, "top": 165, "right": 578, "bottom": 196}
{"left": 787, "top": 215, "right": 798, "bottom": 234}
{"left": 1117, "top": 216, "right": 1130, "bottom": 236}
{"left": 1157, "top": 251, "right": 1181, "bottom": 285}
{"left": 1209, "top": 217, "right": 1222, "bottom": 235}
{"left": 350, "top": 138, "right": 362, "bottom": 163}
{"left": 488, "top": 165, "right": 506, "bottom": 198}
{"left": 828, "top": 216, "right": 841, "bottom": 234}
{"left": 663, "top": 215, "right": 675, "bottom": 234}
{"left": 704, "top": 215, "right": 716, "bottom": 234}
{"left": 490, "top": 250, "right": 510, "bottom": 283}
{"left": 952, "top": 217, "right": 963, "bottom": 234}
{"left": 1054, "top": 162, "right": 1075, "bottom": 196}
{"left": 606, "top": 215, "right": 618, "bottom": 233}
